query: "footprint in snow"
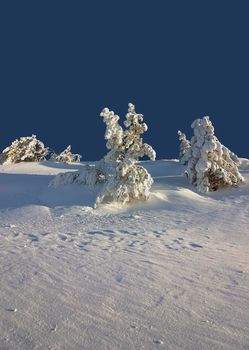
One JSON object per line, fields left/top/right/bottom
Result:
{"left": 58, "top": 234, "right": 67, "bottom": 241}
{"left": 41, "top": 232, "right": 50, "bottom": 236}
{"left": 58, "top": 234, "right": 74, "bottom": 242}
{"left": 128, "top": 240, "right": 139, "bottom": 248}
{"left": 87, "top": 230, "right": 115, "bottom": 241}
{"left": 116, "top": 273, "right": 123, "bottom": 283}
{"left": 27, "top": 234, "right": 39, "bottom": 242}
{"left": 50, "top": 324, "right": 57, "bottom": 332}
{"left": 102, "top": 229, "right": 115, "bottom": 234}
{"left": 190, "top": 243, "right": 203, "bottom": 249}
{"left": 165, "top": 238, "right": 185, "bottom": 250}
{"left": 130, "top": 324, "right": 138, "bottom": 329}
{"left": 5, "top": 308, "right": 17, "bottom": 312}
{"left": 1, "top": 224, "right": 17, "bottom": 228}
{"left": 153, "top": 339, "right": 164, "bottom": 345}
{"left": 75, "top": 242, "right": 90, "bottom": 251}
{"left": 152, "top": 229, "right": 167, "bottom": 238}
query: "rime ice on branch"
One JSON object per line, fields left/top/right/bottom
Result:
{"left": 0, "top": 135, "right": 50, "bottom": 164}
{"left": 185, "top": 116, "right": 244, "bottom": 192}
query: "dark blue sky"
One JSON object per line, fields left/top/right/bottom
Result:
{"left": 0, "top": 1, "right": 249, "bottom": 160}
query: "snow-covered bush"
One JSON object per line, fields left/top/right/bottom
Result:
{"left": 185, "top": 116, "right": 244, "bottom": 192}
{"left": 50, "top": 103, "right": 156, "bottom": 207}
{"left": 178, "top": 130, "right": 191, "bottom": 165}
{"left": 0, "top": 135, "right": 50, "bottom": 164}
{"left": 49, "top": 164, "right": 105, "bottom": 188}
{"left": 50, "top": 145, "right": 81, "bottom": 163}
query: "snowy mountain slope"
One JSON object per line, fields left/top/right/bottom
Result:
{"left": 0, "top": 160, "right": 249, "bottom": 350}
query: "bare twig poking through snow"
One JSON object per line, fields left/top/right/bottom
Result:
{"left": 0, "top": 135, "right": 50, "bottom": 164}
{"left": 184, "top": 116, "right": 244, "bottom": 192}
{"left": 50, "top": 145, "right": 81, "bottom": 163}
{"left": 178, "top": 130, "right": 191, "bottom": 165}
{"left": 50, "top": 103, "right": 156, "bottom": 207}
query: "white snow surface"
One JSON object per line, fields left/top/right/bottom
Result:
{"left": 0, "top": 159, "right": 249, "bottom": 350}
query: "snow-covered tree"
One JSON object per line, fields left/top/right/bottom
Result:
{"left": 50, "top": 145, "right": 81, "bottom": 163}
{"left": 50, "top": 103, "right": 156, "bottom": 207}
{"left": 95, "top": 103, "right": 156, "bottom": 206}
{"left": 178, "top": 130, "right": 191, "bottom": 165}
{"left": 0, "top": 135, "right": 50, "bottom": 164}
{"left": 185, "top": 116, "right": 244, "bottom": 193}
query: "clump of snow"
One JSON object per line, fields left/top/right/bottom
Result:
{"left": 178, "top": 130, "right": 191, "bottom": 165}
{"left": 185, "top": 116, "right": 244, "bottom": 192}
{"left": 50, "top": 103, "right": 156, "bottom": 207}
{"left": 50, "top": 145, "right": 81, "bottom": 163}
{"left": 0, "top": 135, "right": 50, "bottom": 164}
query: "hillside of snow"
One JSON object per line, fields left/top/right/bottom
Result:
{"left": 1, "top": 159, "right": 249, "bottom": 350}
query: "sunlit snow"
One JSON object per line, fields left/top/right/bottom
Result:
{"left": 0, "top": 159, "right": 249, "bottom": 349}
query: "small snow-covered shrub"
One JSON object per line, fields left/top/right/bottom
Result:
{"left": 185, "top": 116, "right": 244, "bottom": 193}
{"left": 49, "top": 164, "right": 105, "bottom": 188}
{"left": 95, "top": 163, "right": 153, "bottom": 207}
{"left": 50, "top": 145, "right": 81, "bottom": 163}
{"left": 50, "top": 103, "right": 156, "bottom": 207}
{"left": 178, "top": 130, "right": 191, "bottom": 165}
{"left": 0, "top": 135, "right": 50, "bottom": 164}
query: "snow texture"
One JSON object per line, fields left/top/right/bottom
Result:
{"left": 185, "top": 116, "right": 244, "bottom": 192}
{"left": 1, "top": 159, "right": 249, "bottom": 350}
{"left": 50, "top": 145, "right": 82, "bottom": 163}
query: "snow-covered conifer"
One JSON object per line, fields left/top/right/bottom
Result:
{"left": 178, "top": 130, "right": 191, "bottom": 165}
{"left": 50, "top": 145, "right": 81, "bottom": 163}
{"left": 95, "top": 103, "right": 156, "bottom": 206}
{"left": 1, "top": 135, "right": 50, "bottom": 164}
{"left": 186, "top": 116, "right": 244, "bottom": 192}
{"left": 50, "top": 103, "right": 156, "bottom": 207}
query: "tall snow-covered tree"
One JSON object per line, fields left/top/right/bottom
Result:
{"left": 50, "top": 145, "right": 81, "bottom": 163}
{"left": 0, "top": 135, "right": 50, "bottom": 164}
{"left": 186, "top": 116, "right": 244, "bottom": 192}
{"left": 178, "top": 130, "right": 191, "bottom": 165}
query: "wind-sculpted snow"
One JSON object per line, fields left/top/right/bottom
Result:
{"left": 0, "top": 159, "right": 249, "bottom": 350}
